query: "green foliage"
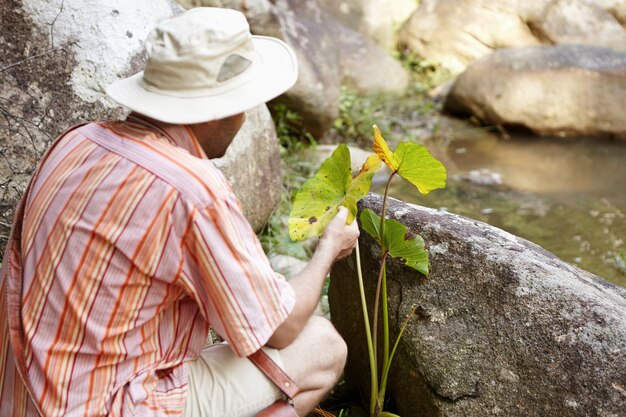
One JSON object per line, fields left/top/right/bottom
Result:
{"left": 333, "top": 87, "right": 387, "bottom": 145}
{"left": 271, "top": 103, "right": 316, "bottom": 149}
{"left": 393, "top": 48, "right": 453, "bottom": 92}
{"left": 261, "top": 215, "right": 310, "bottom": 259}
{"left": 360, "top": 209, "right": 429, "bottom": 275}
{"left": 259, "top": 104, "right": 319, "bottom": 260}
{"left": 392, "top": 143, "right": 447, "bottom": 193}
{"left": 289, "top": 144, "right": 381, "bottom": 241}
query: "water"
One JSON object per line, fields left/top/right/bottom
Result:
{"left": 377, "top": 132, "right": 626, "bottom": 287}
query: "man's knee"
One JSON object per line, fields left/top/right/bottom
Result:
{"left": 280, "top": 316, "right": 347, "bottom": 387}
{"left": 307, "top": 316, "right": 347, "bottom": 377}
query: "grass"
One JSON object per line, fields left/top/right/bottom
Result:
{"left": 393, "top": 48, "right": 453, "bottom": 92}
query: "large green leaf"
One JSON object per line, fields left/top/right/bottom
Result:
{"left": 372, "top": 125, "right": 446, "bottom": 194}
{"left": 289, "top": 145, "right": 381, "bottom": 241}
{"left": 360, "top": 209, "right": 429, "bottom": 275}
{"left": 380, "top": 413, "right": 401, "bottom": 417}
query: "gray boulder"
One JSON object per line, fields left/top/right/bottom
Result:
{"left": 329, "top": 194, "right": 626, "bottom": 416}
{"left": 318, "top": 0, "right": 417, "bottom": 50}
{"left": 0, "top": 0, "right": 279, "bottom": 258}
{"left": 398, "top": 0, "right": 626, "bottom": 73}
{"left": 444, "top": 45, "right": 626, "bottom": 138}
{"left": 178, "top": 0, "right": 410, "bottom": 137}
{"left": 213, "top": 105, "right": 282, "bottom": 231}
{"left": 532, "top": 0, "right": 626, "bottom": 51}
{"left": 335, "top": 17, "right": 410, "bottom": 96}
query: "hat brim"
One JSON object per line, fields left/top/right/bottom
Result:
{"left": 106, "top": 36, "right": 298, "bottom": 124}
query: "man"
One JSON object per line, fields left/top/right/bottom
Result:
{"left": 0, "top": 7, "right": 359, "bottom": 417}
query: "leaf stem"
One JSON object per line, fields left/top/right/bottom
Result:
{"left": 355, "top": 241, "right": 378, "bottom": 415}
{"left": 376, "top": 171, "right": 396, "bottom": 410}
{"left": 371, "top": 251, "right": 388, "bottom": 362}
{"left": 381, "top": 264, "right": 389, "bottom": 391}
{"left": 380, "top": 307, "right": 416, "bottom": 397}
{"left": 379, "top": 171, "right": 397, "bottom": 243}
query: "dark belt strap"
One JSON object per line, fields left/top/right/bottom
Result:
{"left": 248, "top": 349, "right": 300, "bottom": 416}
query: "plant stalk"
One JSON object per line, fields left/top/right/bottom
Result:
{"left": 379, "top": 171, "right": 397, "bottom": 251}
{"left": 371, "top": 251, "right": 388, "bottom": 362}
{"left": 380, "top": 307, "right": 416, "bottom": 397}
{"left": 377, "top": 171, "right": 396, "bottom": 408}
{"left": 381, "top": 264, "right": 389, "bottom": 389}
{"left": 355, "top": 241, "right": 378, "bottom": 415}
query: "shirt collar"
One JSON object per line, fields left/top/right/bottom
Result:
{"left": 126, "top": 114, "right": 208, "bottom": 160}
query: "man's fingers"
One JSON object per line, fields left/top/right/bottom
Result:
{"left": 336, "top": 206, "right": 349, "bottom": 220}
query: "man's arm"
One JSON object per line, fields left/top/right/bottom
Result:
{"left": 267, "top": 206, "right": 359, "bottom": 349}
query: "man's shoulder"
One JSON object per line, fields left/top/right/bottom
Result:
{"left": 75, "top": 121, "right": 232, "bottom": 209}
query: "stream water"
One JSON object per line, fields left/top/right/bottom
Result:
{"left": 376, "top": 132, "right": 626, "bottom": 287}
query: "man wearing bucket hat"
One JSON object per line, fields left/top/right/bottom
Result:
{"left": 0, "top": 7, "right": 358, "bottom": 417}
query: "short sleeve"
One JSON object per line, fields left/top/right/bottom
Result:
{"left": 181, "top": 192, "right": 295, "bottom": 357}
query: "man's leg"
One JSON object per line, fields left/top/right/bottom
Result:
{"left": 184, "top": 316, "right": 347, "bottom": 417}
{"left": 279, "top": 316, "right": 348, "bottom": 416}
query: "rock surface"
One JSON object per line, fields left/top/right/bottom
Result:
{"left": 213, "top": 105, "right": 282, "bottom": 231}
{"left": 318, "top": 0, "right": 417, "bottom": 49}
{"left": 444, "top": 45, "right": 626, "bottom": 138}
{"left": 535, "top": 0, "right": 626, "bottom": 50}
{"left": 398, "top": 0, "right": 626, "bottom": 73}
{"left": 329, "top": 194, "right": 626, "bottom": 416}
{"left": 0, "top": 0, "right": 280, "bottom": 257}
{"left": 269, "top": 254, "right": 307, "bottom": 279}
{"left": 179, "top": 0, "right": 410, "bottom": 137}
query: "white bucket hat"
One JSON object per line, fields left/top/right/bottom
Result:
{"left": 106, "top": 7, "right": 298, "bottom": 124}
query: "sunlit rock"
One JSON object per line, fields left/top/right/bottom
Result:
{"left": 398, "top": 0, "right": 626, "bottom": 73}
{"left": 444, "top": 45, "right": 626, "bottom": 139}
{"left": 269, "top": 254, "right": 307, "bottom": 279}
{"left": 212, "top": 105, "right": 282, "bottom": 231}
{"left": 318, "top": 0, "right": 417, "bottom": 50}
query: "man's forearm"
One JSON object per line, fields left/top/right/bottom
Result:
{"left": 266, "top": 240, "right": 336, "bottom": 349}
{"left": 266, "top": 207, "right": 359, "bottom": 349}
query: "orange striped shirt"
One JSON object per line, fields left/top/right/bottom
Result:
{"left": 0, "top": 116, "right": 295, "bottom": 417}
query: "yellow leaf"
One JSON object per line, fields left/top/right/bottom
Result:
{"left": 373, "top": 124, "right": 398, "bottom": 171}
{"left": 343, "top": 154, "right": 382, "bottom": 221}
{"left": 288, "top": 145, "right": 382, "bottom": 241}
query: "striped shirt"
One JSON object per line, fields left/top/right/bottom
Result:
{"left": 0, "top": 116, "right": 295, "bottom": 417}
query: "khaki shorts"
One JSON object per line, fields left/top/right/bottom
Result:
{"left": 184, "top": 343, "right": 285, "bottom": 417}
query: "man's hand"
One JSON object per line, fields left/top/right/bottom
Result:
{"left": 318, "top": 206, "right": 360, "bottom": 262}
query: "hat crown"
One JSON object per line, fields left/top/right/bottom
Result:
{"left": 146, "top": 8, "right": 249, "bottom": 55}
{"left": 142, "top": 7, "right": 256, "bottom": 93}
